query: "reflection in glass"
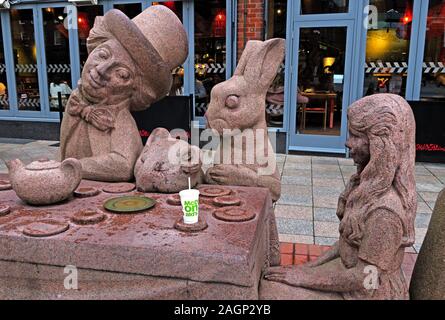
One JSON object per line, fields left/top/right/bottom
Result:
{"left": 78, "top": 5, "right": 103, "bottom": 71}
{"left": 194, "top": 0, "right": 226, "bottom": 117}
{"left": 296, "top": 27, "right": 347, "bottom": 137}
{"left": 265, "top": 0, "right": 287, "bottom": 128}
{"left": 114, "top": 3, "right": 142, "bottom": 19}
{"left": 43, "top": 7, "right": 73, "bottom": 112}
{"left": 421, "top": 0, "right": 445, "bottom": 101}
{"left": 152, "top": 2, "right": 184, "bottom": 96}
{"left": 0, "top": 19, "right": 8, "bottom": 110}
{"left": 301, "top": 0, "right": 349, "bottom": 14}
{"left": 11, "top": 9, "right": 41, "bottom": 111}
{"left": 363, "top": 0, "right": 413, "bottom": 97}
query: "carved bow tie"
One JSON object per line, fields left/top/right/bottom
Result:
{"left": 67, "top": 90, "right": 116, "bottom": 132}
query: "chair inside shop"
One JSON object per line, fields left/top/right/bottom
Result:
{"left": 131, "top": 95, "right": 193, "bottom": 145}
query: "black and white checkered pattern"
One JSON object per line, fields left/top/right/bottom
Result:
{"left": 47, "top": 64, "right": 71, "bottom": 73}
{"left": 423, "top": 62, "right": 445, "bottom": 74}
{"left": 365, "top": 62, "right": 408, "bottom": 74}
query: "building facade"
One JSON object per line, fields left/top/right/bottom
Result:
{"left": 0, "top": 0, "right": 444, "bottom": 155}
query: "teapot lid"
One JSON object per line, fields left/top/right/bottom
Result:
{"left": 25, "top": 159, "right": 60, "bottom": 171}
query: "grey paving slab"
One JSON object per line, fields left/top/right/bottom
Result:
{"left": 281, "top": 175, "right": 312, "bottom": 186}
{"left": 417, "top": 201, "right": 433, "bottom": 214}
{"left": 314, "top": 221, "right": 340, "bottom": 238}
{"left": 278, "top": 185, "right": 313, "bottom": 206}
{"left": 276, "top": 217, "right": 313, "bottom": 236}
{"left": 279, "top": 234, "right": 314, "bottom": 245}
{"left": 418, "top": 191, "right": 440, "bottom": 203}
{"left": 314, "top": 207, "right": 339, "bottom": 223}
{"left": 416, "top": 174, "right": 444, "bottom": 192}
{"left": 275, "top": 205, "right": 313, "bottom": 221}
{"left": 415, "top": 228, "right": 428, "bottom": 245}
{"left": 312, "top": 177, "right": 345, "bottom": 188}
{"left": 311, "top": 157, "right": 339, "bottom": 165}
{"left": 315, "top": 237, "right": 338, "bottom": 246}
{"left": 415, "top": 213, "right": 432, "bottom": 229}
{"left": 283, "top": 161, "right": 312, "bottom": 170}
{"left": 286, "top": 155, "right": 312, "bottom": 164}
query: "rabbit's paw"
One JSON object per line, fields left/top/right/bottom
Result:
{"left": 206, "top": 164, "right": 258, "bottom": 187}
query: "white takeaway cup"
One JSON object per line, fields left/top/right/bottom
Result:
{"left": 179, "top": 189, "right": 200, "bottom": 224}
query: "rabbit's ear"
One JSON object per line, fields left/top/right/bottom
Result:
{"left": 146, "top": 127, "right": 170, "bottom": 146}
{"left": 243, "top": 38, "right": 285, "bottom": 90}
{"left": 234, "top": 40, "right": 264, "bottom": 76}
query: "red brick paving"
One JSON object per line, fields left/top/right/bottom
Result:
{"left": 280, "top": 242, "right": 418, "bottom": 281}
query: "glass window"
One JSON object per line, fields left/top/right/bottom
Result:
{"left": 78, "top": 5, "right": 104, "bottom": 71}
{"left": 42, "top": 7, "right": 73, "bottom": 112}
{"left": 151, "top": 2, "right": 184, "bottom": 97}
{"left": 301, "top": 0, "right": 349, "bottom": 15}
{"left": 194, "top": 0, "right": 226, "bottom": 117}
{"left": 421, "top": 0, "right": 445, "bottom": 101}
{"left": 11, "top": 9, "right": 41, "bottom": 111}
{"left": 114, "top": 3, "right": 142, "bottom": 19}
{"left": 0, "top": 18, "right": 9, "bottom": 110}
{"left": 265, "top": 0, "right": 287, "bottom": 128}
{"left": 363, "top": 0, "right": 413, "bottom": 97}
{"left": 296, "top": 27, "right": 347, "bottom": 137}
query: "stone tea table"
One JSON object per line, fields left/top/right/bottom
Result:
{"left": 0, "top": 175, "right": 277, "bottom": 300}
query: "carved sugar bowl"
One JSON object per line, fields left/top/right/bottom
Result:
{"left": 6, "top": 158, "right": 82, "bottom": 205}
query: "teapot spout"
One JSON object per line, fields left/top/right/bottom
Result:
{"left": 5, "top": 159, "right": 24, "bottom": 175}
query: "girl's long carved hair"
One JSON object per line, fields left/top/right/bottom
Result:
{"left": 337, "top": 94, "right": 417, "bottom": 248}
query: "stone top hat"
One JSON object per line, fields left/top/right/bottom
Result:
{"left": 88, "top": 5, "right": 188, "bottom": 110}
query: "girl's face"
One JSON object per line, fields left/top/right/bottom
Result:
{"left": 345, "top": 126, "right": 370, "bottom": 166}
{"left": 81, "top": 39, "right": 137, "bottom": 105}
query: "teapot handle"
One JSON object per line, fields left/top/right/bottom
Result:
{"left": 61, "top": 158, "right": 83, "bottom": 189}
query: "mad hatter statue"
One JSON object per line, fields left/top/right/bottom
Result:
{"left": 60, "top": 6, "right": 188, "bottom": 181}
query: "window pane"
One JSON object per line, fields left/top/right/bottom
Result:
{"left": 114, "top": 3, "right": 142, "bottom": 19}
{"left": 363, "top": 0, "right": 413, "bottom": 97}
{"left": 265, "top": 0, "right": 287, "bottom": 128}
{"left": 42, "top": 7, "right": 73, "bottom": 112}
{"left": 301, "top": 0, "right": 349, "bottom": 14}
{"left": 78, "top": 5, "right": 103, "bottom": 71}
{"left": 0, "top": 18, "right": 9, "bottom": 110}
{"left": 11, "top": 9, "right": 41, "bottom": 111}
{"left": 194, "top": 0, "right": 226, "bottom": 117}
{"left": 152, "top": 2, "right": 184, "bottom": 96}
{"left": 297, "top": 27, "right": 347, "bottom": 137}
{"left": 421, "top": 0, "right": 445, "bottom": 101}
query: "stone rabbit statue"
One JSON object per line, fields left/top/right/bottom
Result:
{"left": 204, "top": 39, "right": 284, "bottom": 267}
{"left": 204, "top": 39, "right": 284, "bottom": 202}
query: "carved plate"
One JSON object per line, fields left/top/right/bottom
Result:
{"left": 199, "top": 186, "right": 231, "bottom": 198}
{"left": 174, "top": 216, "right": 208, "bottom": 233}
{"left": 213, "top": 196, "right": 242, "bottom": 207}
{"left": 74, "top": 187, "right": 101, "bottom": 198}
{"left": 23, "top": 219, "right": 69, "bottom": 238}
{"left": 213, "top": 207, "right": 255, "bottom": 223}
{"left": 71, "top": 209, "right": 106, "bottom": 225}
{"left": 103, "top": 196, "right": 156, "bottom": 213}
{"left": 167, "top": 194, "right": 182, "bottom": 206}
{"left": 0, "top": 204, "right": 11, "bottom": 216}
{"left": 0, "top": 180, "right": 12, "bottom": 191}
{"left": 102, "top": 183, "right": 136, "bottom": 194}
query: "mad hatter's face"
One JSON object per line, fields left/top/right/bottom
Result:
{"left": 81, "top": 39, "right": 137, "bottom": 105}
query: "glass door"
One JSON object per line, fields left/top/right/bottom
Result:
{"left": 288, "top": 19, "right": 355, "bottom": 153}
{"left": 10, "top": 7, "right": 43, "bottom": 115}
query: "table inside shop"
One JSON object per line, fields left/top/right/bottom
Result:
{"left": 0, "top": 174, "right": 276, "bottom": 300}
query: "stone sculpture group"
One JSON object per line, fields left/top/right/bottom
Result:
{"left": 3, "top": 5, "right": 441, "bottom": 300}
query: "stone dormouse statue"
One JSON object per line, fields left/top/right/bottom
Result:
{"left": 261, "top": 94, "right": 417, "bottom": 300}
{"left": 204, "top": 39, "right": 285, "bottom": 202}
{"left": 60, "top": 6, "right": 188, "bottom": 181}
{"left": 134, "top": 128, "right": 203, "bottom": 193}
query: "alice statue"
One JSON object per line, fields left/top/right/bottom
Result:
{"left": 261, "top": 94, "right": 417, "bottom": 300}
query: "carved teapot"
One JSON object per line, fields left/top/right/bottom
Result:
{"left": 6, "top": 158, "right": 82, "bottom": 205}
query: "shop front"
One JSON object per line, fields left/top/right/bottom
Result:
{"left": 0, "top": 0, "right": 444, "bottom": 158}
{"left": 0, "top": 0, "right": 235, "bottom": 138}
